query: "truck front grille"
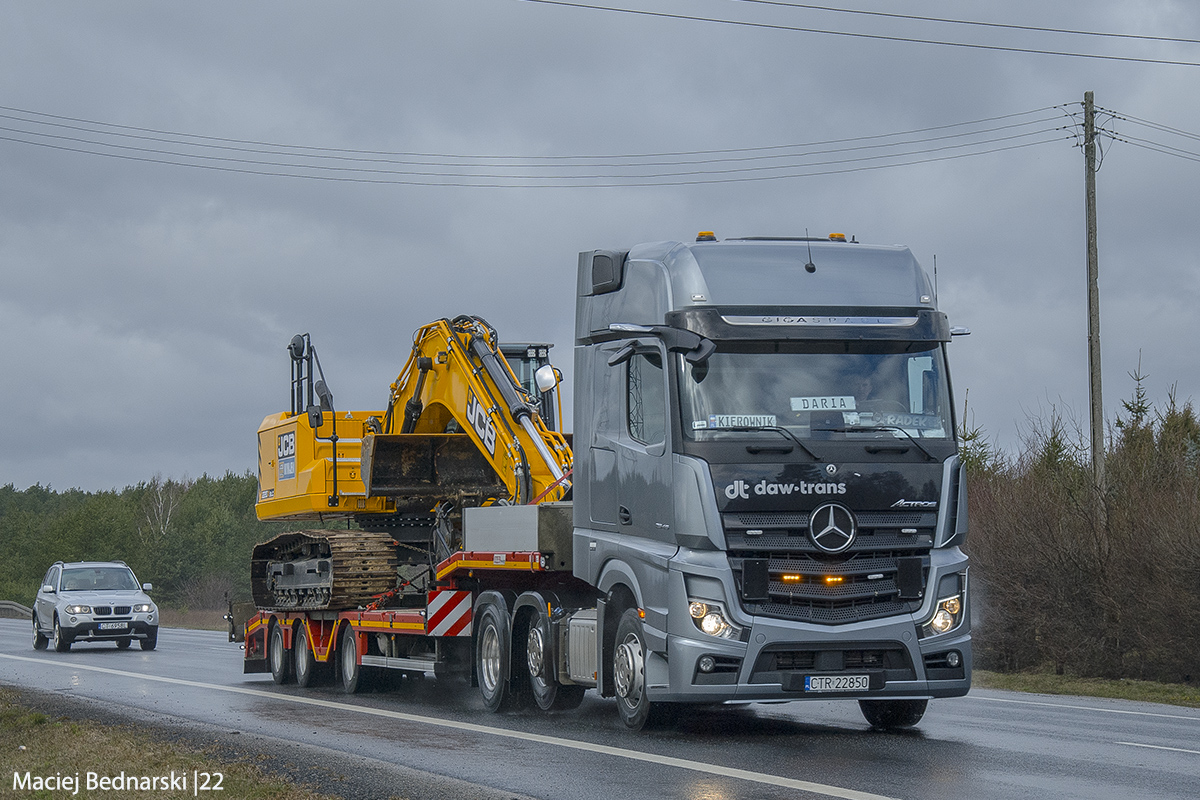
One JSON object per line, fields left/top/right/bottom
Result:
{"left": 725, "top": 510, "right": 934, "bottom": 625}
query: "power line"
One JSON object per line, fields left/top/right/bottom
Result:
{"left": 0, "top": 103, "right": 1062, "bottom": 163}
{"left": 0, "top": 128, "right": 1068, "bottom": 187}
{"left": 0, "top": 107, "right": 1065, "bottom": 171}
{"left": 516, "top": 0, "right": 1200, "bottom": 67}
{"left": 724, "top": 1, "right": 1200, "bottom": 46}
{"left": 0, "top": 122, "right": 1066, "bottom": 179}
{"left": 1112, "top": 133, "right": 1200, "bottom": 164}
{"left": 1099, "top": 106, "right": 1200, "bottom": 144}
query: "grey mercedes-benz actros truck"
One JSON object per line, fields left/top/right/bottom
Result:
{"left": 571, "top": 233, "right": 971, "bottom": 729}
{"left": 246, "top": 231, "right": 970, "bottom": 734}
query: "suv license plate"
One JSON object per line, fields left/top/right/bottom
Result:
{"left": 99, "top": 622, "right": 127, "bottom": 630}
{"left": 805, "top": 675, "right": 869, "bottom": 692}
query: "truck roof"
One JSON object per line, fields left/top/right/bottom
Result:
{"left": 576, "top": 236, "right": 940, "bottom": 343}
{"left": 630, "top": 237, "right": 935, "bottom": 311}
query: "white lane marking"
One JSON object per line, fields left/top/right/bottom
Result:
{"left": 972, "top": 694, "right": 1200, "bottom": 722}
{"left": 1116, "top": 741, "right": 1200, "bottom": 756}
{"left": 0, "top": 653, "right": 897, "bottom": 800}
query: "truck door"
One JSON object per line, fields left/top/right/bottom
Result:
{"left": 617, "top": 346, "right": 675, "bottom": 544}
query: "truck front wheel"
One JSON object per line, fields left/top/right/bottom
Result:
{"left": 859, "top": 698, "right": 928, "bottom": 729}
{"left": 614, "top": 609, "right": 673, "bottom": 730}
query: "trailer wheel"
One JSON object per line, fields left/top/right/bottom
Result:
{"left": 859, "top": 699, "right": 928, "bottom": 729}
{"left": 269, "top": 622, "right": 293, "bottom": 685}
{"left": 294, "top": 623, "right": 318, "bottom": 688}
{"left": 475, "top": 602, "right": 517, "bottom": 712}
{"left": 338, "top": 623, "right": 369, "bottom": 695}
{"left": 527, "top": 610, "right": 585, "bottom": 711}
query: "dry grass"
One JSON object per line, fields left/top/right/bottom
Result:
{"left": 974, "top": 669, "right": 1200, "bottom": 709}
{"left": 157, "top": 608, "right": 227, "bottom": 631}
{"left": 0, "top": 689, "right": 339, "bottom": 800}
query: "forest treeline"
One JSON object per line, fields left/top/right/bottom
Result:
{"left": 0, "top": 471, "right": 298, "bottom": 610}
{"left": 965, "top": 380, "right": 1200, "bottom": 684}
{"left": 2, "top": 381, "right": 1198, "bottom": 684}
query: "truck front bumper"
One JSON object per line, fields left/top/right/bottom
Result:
{"left": 652, "top": 617, "right": 971, "bottom": 703}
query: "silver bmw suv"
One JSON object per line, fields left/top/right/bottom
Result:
{"left": 32, "top": 561, "right": 159, "bottom": 652}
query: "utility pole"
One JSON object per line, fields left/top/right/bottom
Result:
{"left": 1083, "top": 91, "right": 1106, "bottom": 500}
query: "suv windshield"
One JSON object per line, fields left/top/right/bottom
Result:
{"left": 60, "top": 566, "right": 139, "bottom": 592}
{"left": 680, "top": 345, "right": 953, "bottom": 441}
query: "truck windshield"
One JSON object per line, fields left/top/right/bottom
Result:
{"left": 679, "top": 345, "right": 953, "bottom": 441}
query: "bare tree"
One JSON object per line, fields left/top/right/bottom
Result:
{"left": 137, "top": 474, "right": 193, "bottom": 549}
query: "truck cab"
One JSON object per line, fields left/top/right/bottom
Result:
{"left": 572, "top": 234, "right": 970, "bottom": 727}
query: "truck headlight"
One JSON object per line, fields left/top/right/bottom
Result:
{"left": 65, "top": 605, "right": 91, "bottom": 614}
{"left": 688, "top": 600, "right": 741, "bottom": 640}
{"left": 923, "top": 594, "right": 963, "bottom": 637}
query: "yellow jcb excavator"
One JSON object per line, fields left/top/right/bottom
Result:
{"left": 250, "top": 315, "right": 572, "bottom": 611}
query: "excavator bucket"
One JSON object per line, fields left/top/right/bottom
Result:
{"left": 362, "top": 433, "right": 507, "bottom": 502}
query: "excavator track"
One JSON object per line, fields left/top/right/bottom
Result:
{"left": 250, "top": 530, "right": 400, "bottom": 611}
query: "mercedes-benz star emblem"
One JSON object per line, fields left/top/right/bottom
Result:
{"left": 809, "top": 503, "right": 857, "bottom": 553}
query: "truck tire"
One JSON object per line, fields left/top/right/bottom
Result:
{"left": 32, "top": 614, "right": 48, "bottom": 650}
{"left": 269, "top": 622, "right": 293, "bottom": 685}
{"left": 527, "top": 609, "right": 585, "bottom": 712}
{"left": 340, "top": 624, "right": 365, "bottom": 694}
{"left": 294, "top": 623, "right": 318, "bottom": 688}
{"left": 859, "top": 698, "right": 928, "bottom": 729}
{"left": 614, "top": 609, "right": 676, "bottom": 730}
{"left": 53, "top": 617, "right": 72, "bottom": 652}
{"left": 475, "top": 601, "right": 518, "bottom": 712}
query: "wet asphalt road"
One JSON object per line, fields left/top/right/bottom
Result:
{"left": 2, "top": 619, "right": 1198, "bottom": 800}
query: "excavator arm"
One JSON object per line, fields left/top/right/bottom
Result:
{"left": 364, "top": 315, "right": 572, "bottom": 507}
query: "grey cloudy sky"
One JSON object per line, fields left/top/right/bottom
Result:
{"left": 2, "top": 1, "right": 1198, "bottom": 491}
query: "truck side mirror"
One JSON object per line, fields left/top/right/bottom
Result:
{"left": 607, "top": 341, "right": 639, "bottom": 367}
{"left": 308, "top": 405, "right": 324, "bottom": 429}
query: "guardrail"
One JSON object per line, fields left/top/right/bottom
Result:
{"left": 0, "top": 600, "right": 32, "bottom": 619}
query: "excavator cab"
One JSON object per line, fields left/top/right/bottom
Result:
{"left": 500, "top": 343, "right": 561, "bottom": 432}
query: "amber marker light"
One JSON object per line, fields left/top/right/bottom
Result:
{"left": 780, "top": 574, "right": 803, "bottom": 583}
{"left": 824, "top": 576, "right": 844, "bottom": 585}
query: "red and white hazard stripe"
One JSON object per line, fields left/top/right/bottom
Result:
{"left": 426, "top": 590, "right": 472, "bottom": 637}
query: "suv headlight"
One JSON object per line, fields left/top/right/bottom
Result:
{"left": 65, "top": 605, "right": 91, "bottom": 614}
{"left": 687, "top": 600, "right": 742, "bottom": 640}
{"left": 132, "top": 604, "right": 154, "bottom": 613}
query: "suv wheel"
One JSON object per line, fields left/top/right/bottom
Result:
{"left": 32, "top": 614, "right": 49, "bottom": 650}
{"left": 53, "top": 617, "right": 72, "bottom": 652}
{"left": 140, "top": 628, "right": 158, "bottom": 651}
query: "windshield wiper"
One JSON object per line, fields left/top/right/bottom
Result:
{"left": 812, "top": 424, "right": 936, "bottom": 462}
{"left": 718, "top": 425, "right": 823, "bottom": 461}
